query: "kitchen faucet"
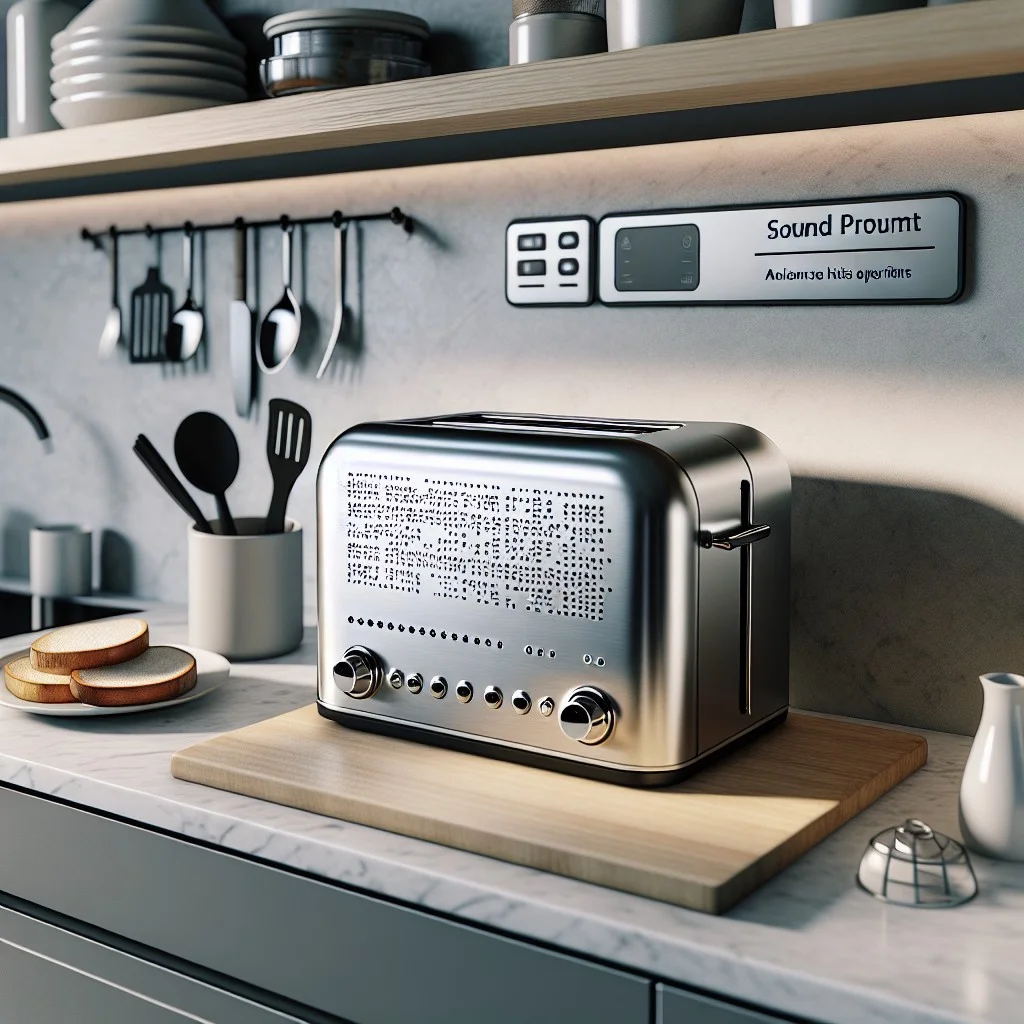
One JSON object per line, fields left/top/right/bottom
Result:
{"left": 0, "top": 385, "right": 51, "bottom": 451}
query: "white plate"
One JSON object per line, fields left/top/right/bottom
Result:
{"left": 53, "top": 25, "right": 245, "bottom": 57}
{"left": 0, "top": 645, "right": 230, "bottom": 717}
{"left": 52, "top": 55, "right": 246, "bottom": 86}
{"left": 52, "top": 73, "right": 246, "bottom": 101}
{"left": 52, "top": 91, "right": 228, "bottom": 128}
{"left": 53, "top": 38, "right": 245, "bottom": 71}
{"left": 62, "top": 0, "right": 236, "bottom": 41}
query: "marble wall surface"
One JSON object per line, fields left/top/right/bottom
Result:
{"left": 1, "top": 109, "right": 1022, "bottom": 737}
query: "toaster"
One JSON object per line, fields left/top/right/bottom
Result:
{"left": 317, "top": 413, "right": 791, "bottom": 786}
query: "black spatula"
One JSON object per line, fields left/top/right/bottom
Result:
{"left": 129, "top": 266, "right": 173, "bottom": 363}
{"left": 265, "top": 399, "right": 312, "bottom": 534}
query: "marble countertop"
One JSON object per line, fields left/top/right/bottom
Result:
{"left": 0, "top": 609, "right": 1019, "bottom": 1024}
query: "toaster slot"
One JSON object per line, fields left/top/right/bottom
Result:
{"left": 423, "top": 412, "right": 684, "bottom": 436}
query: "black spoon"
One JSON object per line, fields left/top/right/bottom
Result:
{"left": 174, "top": 412, "right": 239, "bottom": 535}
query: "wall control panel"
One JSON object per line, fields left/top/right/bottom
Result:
{"left": 506, "top": 217, "right": 595, "bottom": 306}
{"left": 599, "top": 194, "right": 964, "bottom": 305}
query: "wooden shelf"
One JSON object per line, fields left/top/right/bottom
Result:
{"left": 1, "top": 0, "right": 1022, "bottom": 200}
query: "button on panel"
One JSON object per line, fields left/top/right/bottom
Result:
{"left": 517, "top": 259, "right": 547, "bottom": 277}
{"left": 511, "top": 690, "right": 532, "bottom": 715}
{"left": 507, "top": 218, "right": 594, "bottom": 306}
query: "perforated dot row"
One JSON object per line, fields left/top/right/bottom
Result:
{"left": 347, "top": 615, "right": 503, "bottom": 649}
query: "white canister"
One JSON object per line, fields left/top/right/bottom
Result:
{"left": 6, "top": 0, "right": 82, "bottom": 137}
{"left": 774, "top": 0, "right": 926, "bottom": 28}
{"left": 188, "top": 518, "right": 304, "bottom": 661}
{"left": 959, "top": 673, "right": 1024, "bottom": 861}
{"left": 29, "top": 524, "right": 92, "bottom": 597}
{"left": 510, "top": 0, "right": 607, "bottom": 65}
{"left": 606, "top": 0, "right": 745, "bottom": 50}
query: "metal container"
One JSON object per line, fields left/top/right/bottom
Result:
{"left": 264, "top": 8, "right": 429, "bottom": 56}
{"left": 29, "top": 525, "right": 91, "bottom": 598}
{"left": 317, "top": 413, "right": 791, "bottom": 786}
{"left": 606, "top": 0, "right": 744, "bottom": 50}
{"left": 261, "top": 53, "right": 429, "bottom": 96}
{"left": 261, "top": 8, "right": 430, "bottom": 95}
{"left": 774, "top": 0, "right": 926, "bottom": 27}
{"left": 6, "top": 0, "right": 82, "bottom": 136}
{"left": 509, "top": 0, "right": 607, "bottom": 65}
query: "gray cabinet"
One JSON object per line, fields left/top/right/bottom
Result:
{"left": 0, "top": 784, "right": 650, "bottom": 1024}
{"left": 657, "top": 983, "right": 791, "bottom": 1023}
{"left": 0, "top": 903, "right": 307, "bottom": 1024}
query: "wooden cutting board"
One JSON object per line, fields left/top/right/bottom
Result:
{"left": 171, "top": 707, "right": 926, "bottom": 914}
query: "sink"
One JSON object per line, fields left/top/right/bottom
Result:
{"left": 0, "top": 588, "right": 141, "bottom": 642}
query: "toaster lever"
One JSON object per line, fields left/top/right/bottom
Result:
{"left": 701, "top": 523, "right": 771, "bottom": 551}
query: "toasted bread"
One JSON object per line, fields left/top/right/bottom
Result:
{"left": 31, "top": 618, "right": 149, "bottom": 675}
{"left": 70, "top": 646, "right": 197, "bottom": 708}
{"left": 3, "top": 657, "right": 77, "bottom": 703}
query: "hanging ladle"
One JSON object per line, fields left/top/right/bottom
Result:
{"left": 257, "top": 218, "right": 302, "bottom": 375}
{"left": 165, "top": 223, "right": 204, "bottom": 363}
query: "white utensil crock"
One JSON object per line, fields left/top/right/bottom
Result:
{"left": 188, "top": 518, "right": 303, "bottom": 661}
{"left": 959, "top": 672, "right": 1024, "bottom": 861}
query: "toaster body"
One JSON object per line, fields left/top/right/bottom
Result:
{"left": 317, "top": 413, "right": 790, "bottom": 786}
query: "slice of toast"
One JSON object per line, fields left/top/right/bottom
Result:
{"left": 4, "top": 657, "right": 77, "bottom": 704}
{"left": 70, "top": 646, "right": 197, "bottom": 708}
{"left": 31, "top": 618, "right": 149, "bottom": 675}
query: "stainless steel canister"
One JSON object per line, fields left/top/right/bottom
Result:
{"left": 606, "top": 0, "right": 744, "bottom": 49}
{"left": 509, "top": 0, "right": 607, "bottom": 65}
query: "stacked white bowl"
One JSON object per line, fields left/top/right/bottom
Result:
{"left": 50, "top": 0, "right": 247, "bottom": 129}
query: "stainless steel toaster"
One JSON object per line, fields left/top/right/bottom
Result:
{"left": 317, "top": 413, "right": 791, "bottom": 786}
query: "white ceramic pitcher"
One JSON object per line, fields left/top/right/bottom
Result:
{"left": 959, "top": 673, "right": 1024, "bottom": 860}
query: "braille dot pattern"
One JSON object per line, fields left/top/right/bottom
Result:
{"left": 345, "top": 473, "right": 611, "bottom": 621}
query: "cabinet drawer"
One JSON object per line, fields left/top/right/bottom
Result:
{"left": 657, "top": 983, "right": 793, "bottom": 1023}
{"left": 0, "top": 784, "right": 650, "bottom": 1024}
{"left": 0, "top": 903, "right": 305, "bottom": 1024}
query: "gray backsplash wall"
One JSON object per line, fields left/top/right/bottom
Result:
{"left": 1, "top": 103, "right": 1023, "bottom": 738}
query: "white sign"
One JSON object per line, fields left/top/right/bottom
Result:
{"left": 598, "top": 194, "right": 965, "bottom": 305}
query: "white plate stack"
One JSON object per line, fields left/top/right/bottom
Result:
{"left": 50, "top": 0, "right": 247, "bottom": 129}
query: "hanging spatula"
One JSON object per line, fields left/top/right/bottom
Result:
{"left": 265, "top": 399, "right": 312, "bottom": 534}
{"left": 129, "top": 266, "right": 173, "bottom": 363}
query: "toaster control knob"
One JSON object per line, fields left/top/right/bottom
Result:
{"left": 559, "top": 687, "right": 614, "bottom": 745}
{"left": 335, "top": 647, "right": 383, "bottom": 700}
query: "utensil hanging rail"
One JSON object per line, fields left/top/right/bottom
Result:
{"left": 80, "top": 208, "right": 413, "bottom": 247}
